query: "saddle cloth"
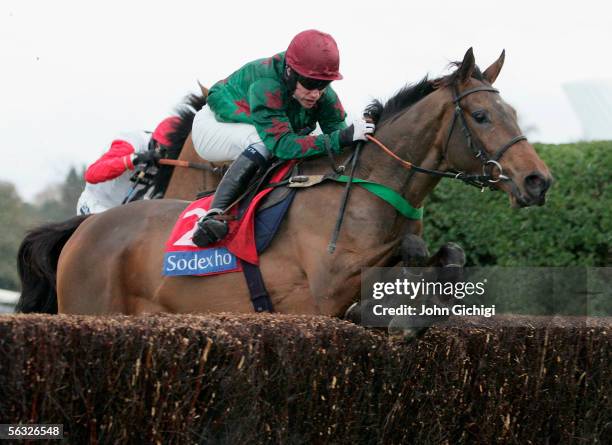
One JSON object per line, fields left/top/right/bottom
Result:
{"left": 163, "top": 162, "right": 295, "bottom": 276}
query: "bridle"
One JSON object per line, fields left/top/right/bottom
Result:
{"left": 326, "top": 82, "right": 528, "bottom": 250}
{"left": 443, "top": 85, "right": 527, "bottom": 186}
{"left": 365, "top": 83, "right": 527, "bottom": 190}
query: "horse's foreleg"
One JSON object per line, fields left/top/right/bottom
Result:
{"left": 401, "top": 234, "right": 430, "bottom": 267}
{"left": 389, "top": 238, "right": 466, "bottom": 339}
{"left": 426, "top": 242, "right": 466, "bottom": 268}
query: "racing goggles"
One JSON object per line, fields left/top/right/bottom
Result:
{"left": 297, "top": 76, "right": 332, "bottom": 91}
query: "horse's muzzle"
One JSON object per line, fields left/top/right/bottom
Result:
{"left": 524, "top": 171, "right": 552, "bottom": 206}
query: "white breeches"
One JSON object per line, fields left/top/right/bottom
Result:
{"left": 192, "top": 104, "right": 271, "bottom": 162}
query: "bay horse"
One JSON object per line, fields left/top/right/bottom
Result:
{"left": 17, "top": 49, "right": 552, "bottom": 316}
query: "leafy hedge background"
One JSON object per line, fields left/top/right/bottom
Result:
{"left": 0, "top": 168, "right": 84, "bottom": 290}
{"left": 424, "top": 141, "right": 611, "bottom": 267}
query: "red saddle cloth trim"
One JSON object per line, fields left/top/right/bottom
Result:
{"left": 165, "top": 161, "right": 295, "bottom": 265}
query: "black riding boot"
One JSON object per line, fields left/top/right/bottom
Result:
{"left": 192, "top": 149, "right": 264, "bottom": 247}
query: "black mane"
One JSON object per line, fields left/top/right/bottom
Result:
{"left": 150, "top": 93, "right": 208, "bottom": 197}
{"left": 366, "top": 63, "right": 485, "bottom": 124}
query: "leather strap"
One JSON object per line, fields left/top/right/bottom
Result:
{"left": 492, "top": 135, "right": 527, "bottom": 162}
{"left": 242, "top": 261, "right": 274, "bottom": 313}
{"left": 453, "top": 86, "right": 499, "bottom": 102}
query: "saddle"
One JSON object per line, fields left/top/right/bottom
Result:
{"left": 164, "top": 160, "right": 297, "bottom": 263}
{"left": 195, "top": 159, "right": 297, "bottom": 212}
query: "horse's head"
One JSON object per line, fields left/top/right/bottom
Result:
{"left": 438, "top": 48, "right": 552, "bottom": 207}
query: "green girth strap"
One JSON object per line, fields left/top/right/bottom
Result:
{"left": 331, "top": 175, "right": 423, "bottom": 220}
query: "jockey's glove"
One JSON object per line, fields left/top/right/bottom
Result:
{"left": 133, "top": 150, "right": 161, "bottom": 167}
{"left": 339, "top": 117, "right": 376, "bottom": 147}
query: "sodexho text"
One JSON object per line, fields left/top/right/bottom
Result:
{"left": 165, "top": 251, "right": 234, "bottom": 272}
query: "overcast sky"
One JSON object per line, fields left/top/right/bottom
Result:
{"left": 1, "top": 0, "right": 610, "bottom": 201}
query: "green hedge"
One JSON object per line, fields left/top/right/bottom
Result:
{"left": 424, "top": 141, "right": 612, "bottom": 266}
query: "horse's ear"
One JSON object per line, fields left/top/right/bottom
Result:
{"left": 483, "top": 50, "right": 505, "bottom": 84}
{"left": 197, "top": 80, "right": 209, "bottom": 98}
{"left": 458, "top": 47, "right": 476, "bottom": 84}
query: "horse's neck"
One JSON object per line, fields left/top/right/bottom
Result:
{"left": 164, "top": 135, "right": 217, "bottom": 200}
{"left": 297, "top": 95, "right": 449, "bottom": 250}
{"left": 360, "top": 94, "right": 448, "bottom": 209}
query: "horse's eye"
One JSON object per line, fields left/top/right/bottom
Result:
{"left": 472, "top": 110, "right": 490, "bottom": 124}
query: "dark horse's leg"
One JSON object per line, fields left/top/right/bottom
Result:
{"left": 389, "top": 237, "right": 466, "bottom": 339}
{"left": 344, "top": 234, "right": 432, "bottom": 324}
{"left": 427, "top": 242, "right": 466, "bottom": 268}
{"left": 15, "top": 215, "right": 90, "bottom": 313}
{"left": 345, "top": 235, "right": 467, "bottom": 331}
{"left": 401, "top": 233, "right": 430, "bottom": 266}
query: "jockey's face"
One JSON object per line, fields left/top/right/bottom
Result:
{"left": 293, "top": 81, "right": 326, "bottom": 109}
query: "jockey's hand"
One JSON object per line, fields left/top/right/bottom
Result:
{"left": 339, "top": 117, "right": 376, "bottom": 146}
{"left": 133, "top": 150, "right": 161, "bottom": 167}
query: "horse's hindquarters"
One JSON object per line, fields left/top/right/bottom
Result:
{"left": 56, "top": 200, "right": 259, "bottom": 315}
{"left": 56, "top": 201, "right": 185, "bottom": 314}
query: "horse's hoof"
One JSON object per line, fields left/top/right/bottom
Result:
{"left": 388, "top": 325, "right": 427, "bottom": 342}
{"left": 388, "top": 312, "right": 439, "bottom": 341}
{"left": 401, "top": 234, "right": 430, "bottom": 267}
{"left": 433, "top": 242, "right": 466, "bottom": 267}
{"left": 344, "top": 302, "right": 361, "bottom": 324}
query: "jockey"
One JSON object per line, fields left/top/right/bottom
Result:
{"left": 76, "top": 116, "right": 180, "bottom": 215}
{"left": 191, "top": 29, "right": 375, "bottom": 246}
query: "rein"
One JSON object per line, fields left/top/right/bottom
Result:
{"left": 366, "top": 85, "right": 527, "bottom": 190}
{"left": 322, "top": 85, "right": 527, "bottom": 251}
{"left": 159, "top": 158, "right": 226, "bottom": 175}
{"left": 365, "top": 134, "right": 493, "bottom": 189}
{"left": 328, "top": 140, "right": 363, "bottom": 253}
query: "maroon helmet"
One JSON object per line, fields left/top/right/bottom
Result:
{"left": 285, "top": 30, "right": 343, "bottom": 81}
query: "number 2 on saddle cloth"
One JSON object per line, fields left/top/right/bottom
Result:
{"left": 163, "top": 161, "right": 297, "bottom": 278}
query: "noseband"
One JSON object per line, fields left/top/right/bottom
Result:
{"left": 365, "top": 84, "right": 528, "bottom": 190}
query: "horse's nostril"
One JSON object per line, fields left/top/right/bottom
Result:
{"left": 525, "top": 172, "right": 549, "bottom": 196}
